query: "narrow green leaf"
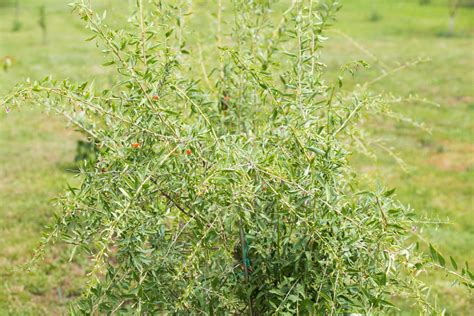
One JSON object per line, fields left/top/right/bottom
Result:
{"left": 306, "top": 146, "right": 325, "bottom": 155}
{"left": 450, "top": 256, "right": 458, "bottom": 270}
{"left": 384, "top": 188, "right": 396, "bottom": 197}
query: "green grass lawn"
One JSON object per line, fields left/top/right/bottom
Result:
{"left": 0, "top": 0, "right": 472, "bottom": 314}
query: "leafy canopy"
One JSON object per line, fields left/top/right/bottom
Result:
{"left": 2, "top": 0, "right": 472, "bottom": 314}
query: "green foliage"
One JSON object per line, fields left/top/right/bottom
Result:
{"left": 74, "top": 140, "right": 98, "bottom": 165}
{"left": 2, "top": 0, "right": 472, "bottom": 314}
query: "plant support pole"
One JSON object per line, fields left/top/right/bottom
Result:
{"left": 239, "top": 219, "right": 254, "bottom": 316}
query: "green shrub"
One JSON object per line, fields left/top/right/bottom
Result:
{"left": 2, "top": 0, "right": 472, "bottom": 314}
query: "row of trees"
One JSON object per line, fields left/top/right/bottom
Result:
{"left": 2, "top": 0, "right": 469, "bottom": 37}
{"left": 1, "top": 0, "right": 46, "bottom": 42}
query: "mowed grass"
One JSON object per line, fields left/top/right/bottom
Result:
{"left": 0, "top": 0, "right": 472, "bottom": 314}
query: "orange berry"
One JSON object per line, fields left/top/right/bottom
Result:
{"left": 132, "top": 143, "right": 141, "bottom": 149}
{"left": 186, "top": 149, "right": 192, "bottom": 156}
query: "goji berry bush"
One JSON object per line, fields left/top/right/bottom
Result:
{"left": 2, "top": 0, "right": 472, "bottom": 314}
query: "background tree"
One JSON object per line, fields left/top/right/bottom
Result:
{"left": 448, "top": 0, "right": 460, "bottom": 35}
{"left": 370, "top": 0, "right": 381, "bottom": 21}
{"left": 38, "top": 5, "right": 47, "bottom": 44}
{"left": 11, "top": 0, "right": 21, "bottom": 31}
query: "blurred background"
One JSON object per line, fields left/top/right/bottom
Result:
{"left": 0, "top": 0, "right": 472, "bottom": 314}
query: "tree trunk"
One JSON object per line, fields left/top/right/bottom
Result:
{"left": 448, "top": 14, "right": 455, "bottom": 35}
{"left": 448, "top": 0, "right": 459, "bottom": 36}
{"left": 12, "top": 0, "right": 21, "bottom": 31}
